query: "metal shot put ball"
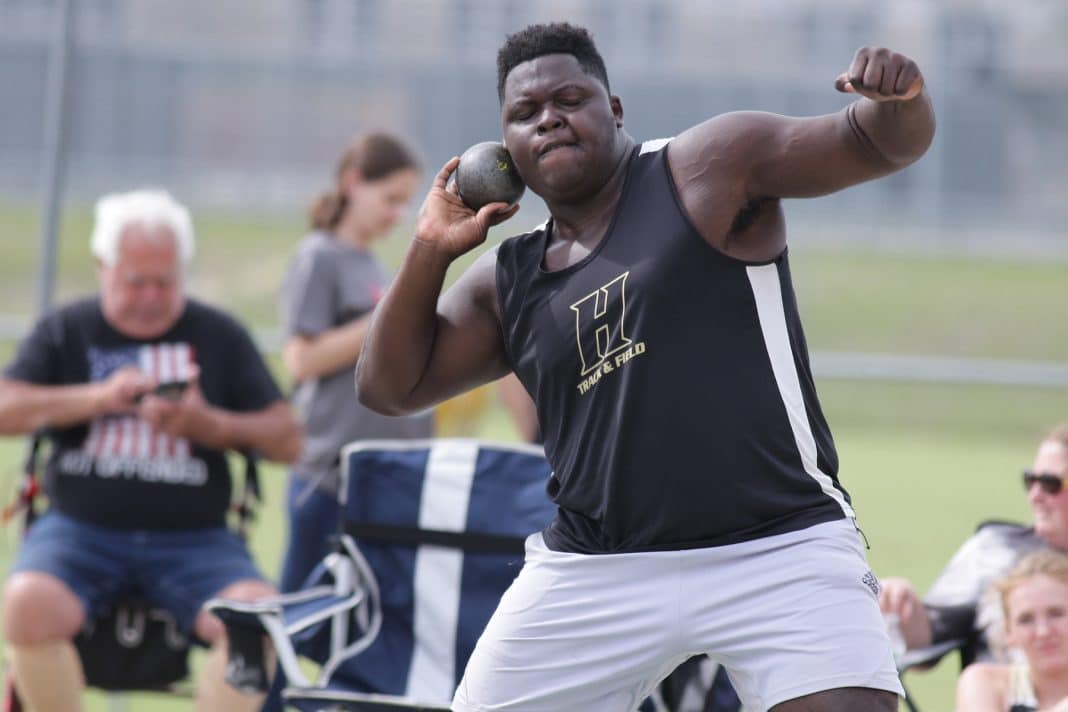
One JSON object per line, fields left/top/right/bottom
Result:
{"left": 454, "top": 141, "right": 525, "bottom": 211}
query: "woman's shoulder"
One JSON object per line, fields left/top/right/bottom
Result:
{"left": 957, "top": 662, "right": 1013, "bottom": 710}
{"left": 296, "top": 231, "right": 377, "bottom": 263}
{"left": 288, "top": 231, "right": 348, "bottom": 271}
{"left": 962, "top": 661, "right": 1013, "bottom": 678}
{"left": 295, "top": 230, "right": 339, "bottom": 255}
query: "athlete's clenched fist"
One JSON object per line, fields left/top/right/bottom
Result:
{"left": 835, "top": 46, "right": 925, "bottom": 102}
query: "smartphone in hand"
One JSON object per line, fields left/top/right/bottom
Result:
{"left": 153, "top": 380, "right": 189, "bottom": 401}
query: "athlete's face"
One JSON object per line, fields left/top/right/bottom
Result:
{"left": 1029, "top": 440, "right": 1068, "bottom": 549}
{"left": 1005, "top": 573, "right": 1068, "bottom": 675}
{"left": 98, "top": 225, "right": 186, "bottom": 340}
{"left": 500, "top": 54, "right": 625, "bottom": 202}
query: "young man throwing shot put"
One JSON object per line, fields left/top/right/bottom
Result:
{"left": 357, "top": 22, "right": 935, "bottom": 712}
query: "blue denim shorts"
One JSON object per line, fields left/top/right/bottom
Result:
{"left": 11, "top": 510, "right": 265, "bottom": 633}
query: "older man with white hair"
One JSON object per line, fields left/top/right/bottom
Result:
{"left": 0, "top": 189, "right": 302, "bottom": 712}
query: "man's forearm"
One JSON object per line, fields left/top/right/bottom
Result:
{"left": 198, "top": 403, "right": 302, "bottom": 464}
{"left": 0, "top": 380, "right": 103, "bottom": 434}
{"left": 852, "top": 90, "right": 936, "bottom": 167}
{"left": 356, "top": 240, "right": 453, "bottom": 414}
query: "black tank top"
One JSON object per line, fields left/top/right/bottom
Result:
{"left": 496, "top": 140, "right": 853, "bottom": 554}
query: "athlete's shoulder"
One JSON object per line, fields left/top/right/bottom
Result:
{"left": 497, "top": 220, "right": 549, "bottom": 266}
{"left": 502, "top": 220, "right": 550, "bottom": 248}
{"left": 638, "top": 137, "right": 673, "bottom": 156}
{"left": 629, "top": 137, "right": 680, "bottom": 190}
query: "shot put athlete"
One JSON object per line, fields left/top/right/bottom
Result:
{"left": 356, "top": 22, "right": 935, "bottom": 712}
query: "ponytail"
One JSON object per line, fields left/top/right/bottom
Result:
{"left": 308, "top": 190, "right": 348, "bottom": 231}
{"left": 307, "top": 132, "right": 420, "bottom": 233}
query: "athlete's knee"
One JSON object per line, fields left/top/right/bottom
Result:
{"left": 3, "top": 572, "right": 86, "bottom": 644}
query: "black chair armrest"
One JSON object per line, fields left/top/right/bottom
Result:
{"left": 896, "top": 637, "right": 969, "bottom": 673}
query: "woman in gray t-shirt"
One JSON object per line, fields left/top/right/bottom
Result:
{"left": 278, "top": 132, "right": 434, "bottom": 592}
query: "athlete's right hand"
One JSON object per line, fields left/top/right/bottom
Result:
{"left": 413, "top": 157, "right": 519, "bottom": 259}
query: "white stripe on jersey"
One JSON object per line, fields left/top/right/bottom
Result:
{"left": 639, "top": 137, "right": 673, "bottom": 155}
{"left": 746, "top": 263, "right": 855, "bottom": 518}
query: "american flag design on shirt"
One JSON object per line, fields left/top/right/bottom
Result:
{"left": 84, "top": 342, "right": 196, "bottom": 459}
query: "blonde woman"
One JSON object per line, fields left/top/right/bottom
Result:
{"left": 956, "top": 550, "right": 1068, "bottom": 712}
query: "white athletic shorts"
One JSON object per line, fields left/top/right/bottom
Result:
{"left": 452, "top": 518, "right": 904, "bottom": 711}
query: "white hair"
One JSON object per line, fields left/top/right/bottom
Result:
{"left": 90, "top": 189, "right": 196, "bottom": 266}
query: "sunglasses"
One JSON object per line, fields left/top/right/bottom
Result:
{"left": 1023, "top": 470, "right": 1067, "bottom": 495}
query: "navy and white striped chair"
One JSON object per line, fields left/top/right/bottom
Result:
{"left": 209, "top": 438, "right": 555, "bottom": 711}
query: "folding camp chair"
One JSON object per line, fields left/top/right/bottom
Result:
{"left": 209, "top": 438, "right": 556, "bottom": 711}
{"left": 2, "top": 433, "right": 264, "bottom": 710}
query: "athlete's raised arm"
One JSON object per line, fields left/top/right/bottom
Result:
{"left": 355, "top": 157, "right": 519, "bottom": 416}
{"left": 668, "top": 46, "right": 935, "bottom": 257}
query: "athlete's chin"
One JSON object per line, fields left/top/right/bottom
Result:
{"left": 534, "top": 171, "right": 589, "bottom": 201}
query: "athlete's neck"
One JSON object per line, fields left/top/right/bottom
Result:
{"left": 544, "top": 139, "right": 633, "bottom": 263}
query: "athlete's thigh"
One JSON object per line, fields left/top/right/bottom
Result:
{"left": 771, "top": 686, "right": 898, "bottom": 711}
{"left": 454, "top": 535, "right": 679, "bottom": 711}
{"left": 682, "top": 520, "right": 903, "bottom": 710}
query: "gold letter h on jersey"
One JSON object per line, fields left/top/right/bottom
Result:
{"left": 570, "top": 272, "right": 633, "bottom": 376}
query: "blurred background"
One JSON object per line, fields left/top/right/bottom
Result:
{"left": 3, "top": 0, "right": 1067, "bottom": 238}
{"left": 0, "top": 1, "right": 1066, "bottom": 710}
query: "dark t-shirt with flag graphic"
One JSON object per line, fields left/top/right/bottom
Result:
{"left": 3, "top": 296, "right": 282, "bottom": 530}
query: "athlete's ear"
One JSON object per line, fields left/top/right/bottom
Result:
{"left": 611, "top": 96, "right": 624, "bottom": 128}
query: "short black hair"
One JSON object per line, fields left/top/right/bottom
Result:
{"left": 496, "top": 22, "right": 610, "bottom": 103}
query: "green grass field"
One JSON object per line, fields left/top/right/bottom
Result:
{"left": 0, "top": 199, "right": 1065, "bottom": 710}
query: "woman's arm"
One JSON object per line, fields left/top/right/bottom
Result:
{"left": 283, "top": 314, "right": 372, "bottom": 383}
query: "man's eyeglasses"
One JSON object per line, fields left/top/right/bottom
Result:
{"left": 1023, "top": 470, "right": 1066, "bottom": 495}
